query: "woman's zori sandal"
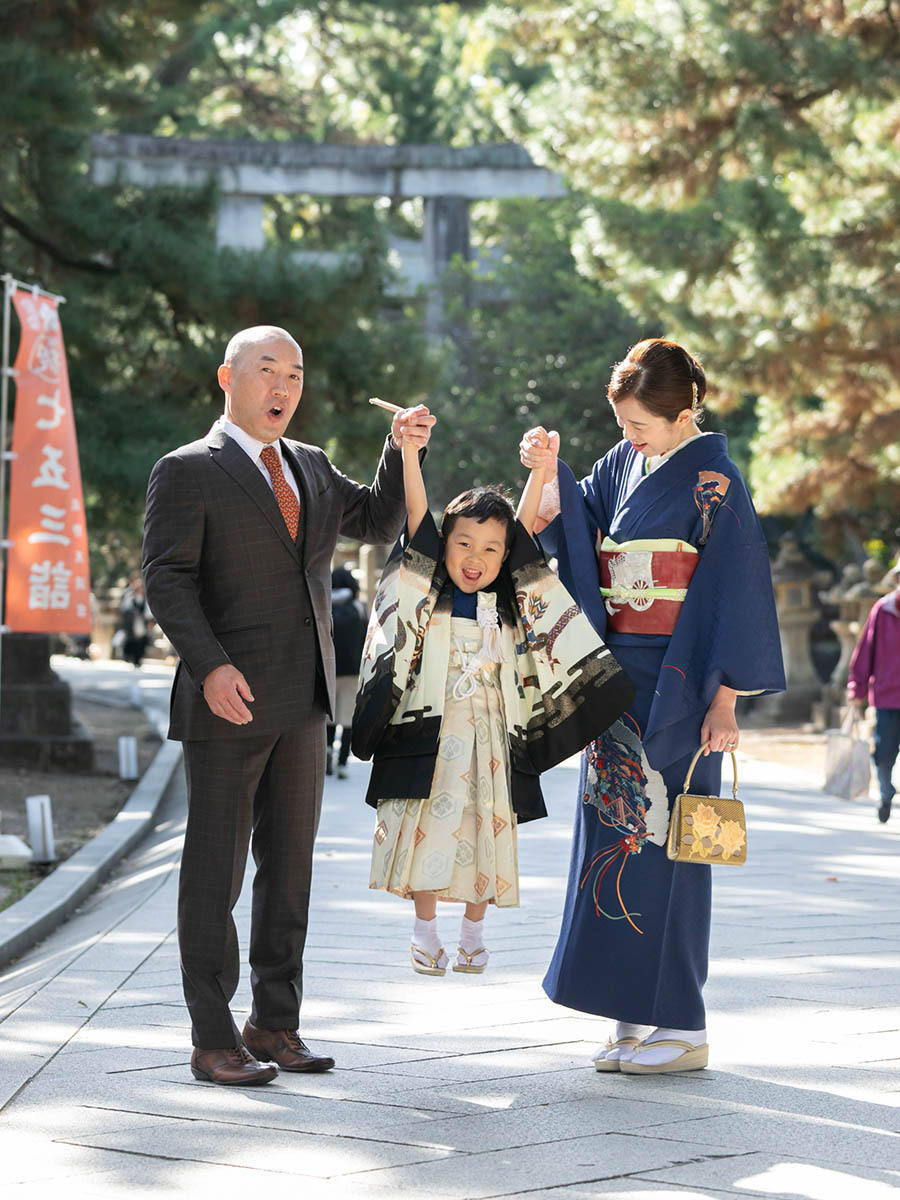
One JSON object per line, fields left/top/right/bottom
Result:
{"left": 452, "top": 946, "right": 489, "bottom": 974}
{"left": 410, "top": 945, "right": 448, "bottom": 976}
{"left": 592, "top": 1036, "right": 642, "bottom": 1072}
{"left": 619, "top": 1039, "right": 709, "bottom": 1074}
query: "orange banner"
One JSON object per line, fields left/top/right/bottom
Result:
{"left": 5, "top": 289, "right": 91, "bottom": 633}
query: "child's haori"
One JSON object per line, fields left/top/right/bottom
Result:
{"left": 351, "top": 497, "right": 635, "bottom": 977}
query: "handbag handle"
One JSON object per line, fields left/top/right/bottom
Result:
{"left": 681, "top": 742, "right": 739, "bottom": 798}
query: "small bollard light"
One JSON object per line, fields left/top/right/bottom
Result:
{"left": 118, "top": 735, "right": 139, "bottom": 781}
{"left": 25, "top": 794, "right": 56, "bottom": 865}
{"left": 0, "top": 818, "right": 32, "bottom": 868}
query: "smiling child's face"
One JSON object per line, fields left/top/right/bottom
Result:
{"left": 444, "top": 515, "right": 509, "bottom": 593}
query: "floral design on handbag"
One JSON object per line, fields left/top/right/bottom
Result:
{"left": 666, "top": 743, "right": 747, "bottom": 866}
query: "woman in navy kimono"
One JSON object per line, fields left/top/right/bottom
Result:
{"left": 520, "top": 338, "right": 784, "bottom": 1074}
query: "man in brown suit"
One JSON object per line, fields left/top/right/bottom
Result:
{"left": 143, "top": 325, "right": 433, "bottom": 1085}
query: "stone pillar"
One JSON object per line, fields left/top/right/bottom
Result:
{"left": 756, "top": 533, "right": 822, "bottom": 723}
{"left": 0, "top": 634, "right": 94, "bottom": 769}
{"left": 423, "top": 195, "right": 470, "bottom": 337}
{"left": 821, "top": 565, "right": 863, "bottom": 693}
{"left": 216, "top": 194, "right": 266, "bottom": 250}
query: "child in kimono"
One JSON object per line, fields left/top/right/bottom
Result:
{"left": 351, "top": 428, "right": 634, "bottom": 977}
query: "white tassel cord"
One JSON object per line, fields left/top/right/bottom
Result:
{"left": 452, "top": 593, "right": 505, "bottom": 700}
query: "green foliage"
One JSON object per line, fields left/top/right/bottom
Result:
{"left": 492, "top": 0, "right": 900, "bottom": 542}
{"left": 429, "top": 200, "right": 644, "bottom": 502}
{"left": 0, "top": 2, "right": 436, "bottom": 584}
{"left": 5, "top": 0, "right": 896, "bottom": 585}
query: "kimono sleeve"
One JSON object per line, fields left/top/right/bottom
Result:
{"left": 644, "top": 464, "right": 786, "bottom": 770}
{"left": 538, "top": 456, "right": 613, "bottom": 640}
{"left": 505, "top": 522, "right": 635, "bottom": 775}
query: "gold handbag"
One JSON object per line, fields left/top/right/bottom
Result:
{"left": 666, "top": 743, "right": 747, "bottom": 866}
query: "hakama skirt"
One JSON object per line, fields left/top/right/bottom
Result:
{"left": 369, "top": 618, "right": 519, "bottom": 906}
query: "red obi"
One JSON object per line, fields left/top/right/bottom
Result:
{"left": 598, "top": 538, "right": 699, "bottom": 635}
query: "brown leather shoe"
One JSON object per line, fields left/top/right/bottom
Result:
{"left": 241, "top": 1021, "right": 335, "bottom": 1072}
{"left": 190, "top": 1045, "right": 278, "bottom": 1086}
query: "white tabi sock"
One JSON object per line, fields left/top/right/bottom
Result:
{"left": 594, "top": 1021, "right": 653, "bottom": 1062}
{"left": 457, "top": 915, "right": 488, "bottom": 969}
{"left": 459, "top": 916, "right": 486, "bottom": 953}
{"left": 630, "top": 1026, "right": 707, "bottom": 1066}
{"left": 412, "top": 916, "right": 446, "bottom": 969}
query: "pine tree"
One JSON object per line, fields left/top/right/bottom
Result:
{"left": 493, "top": 0, "right": 900, "bottom": 544}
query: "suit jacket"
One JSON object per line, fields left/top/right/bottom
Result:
{"left": 142, "top": 425, "right": 407, "bottom": 741}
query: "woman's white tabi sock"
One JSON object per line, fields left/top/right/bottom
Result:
{"left": 412, "top": 916, "right": 447, "bottom": 970}
{"left": 593, "top": 1021, "right": 652, "bottom": 1062}
{"left": 629, "top": 1026, "right": 707, "bottom": 1066}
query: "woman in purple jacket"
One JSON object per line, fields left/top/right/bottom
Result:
{"left": 847, "top": 558, "right": 900, "bottom": 823}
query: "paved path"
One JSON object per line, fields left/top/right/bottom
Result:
{"left": 1, "top": 666, "right": 898, "bottom": 1198}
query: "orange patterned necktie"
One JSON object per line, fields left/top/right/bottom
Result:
{"left": 259, "top": 445, "right": 300, "bottom": 540}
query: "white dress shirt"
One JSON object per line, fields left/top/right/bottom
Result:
{"left": 214, "top": 415, "right": 301, "bottom": 503}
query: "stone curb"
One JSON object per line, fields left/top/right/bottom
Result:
{"left": 0, "top": 738, "right": 182, "bottom": 968}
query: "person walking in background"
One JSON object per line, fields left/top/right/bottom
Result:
{"left": 847, "top": 557, "right": 900, "bottom": 824}
{"left": 520, "top": 337, "right": 785, "bottom": 1074}
{"left": 352, "top": 412, "right": 633, "bottom": 979}
{"left": 118, "top": 573, "right": 154, "bottom": 668}
{"left": 143, "top": 323, "right": 434, "bottom": 1086}
{"left": 326, "top": 565, "right": 368, "bottom": 778}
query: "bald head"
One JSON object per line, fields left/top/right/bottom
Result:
{"left": 223, "top": 326, "right": 302, "bottom": 370}
{"left": 217, "top": 326, "right": 305, "bottom": 444}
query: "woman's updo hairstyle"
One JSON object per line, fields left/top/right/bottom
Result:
{"left": 607, "top": 338, "right": 706, "bottom": 423}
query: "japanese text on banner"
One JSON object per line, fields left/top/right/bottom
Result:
{"left": 5, "top": 289, "right": 91, "bottom": 634}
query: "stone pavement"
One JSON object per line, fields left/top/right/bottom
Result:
{"left": 1, "top": 664, "right": 898, "bottom": 1199}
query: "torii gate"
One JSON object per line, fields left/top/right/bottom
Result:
{"left": 91, "top": 134, "right": 566, "bottom": 333}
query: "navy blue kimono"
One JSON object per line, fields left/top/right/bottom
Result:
{"left": 540, "top": 433, "right": 784, "bottom": 1029}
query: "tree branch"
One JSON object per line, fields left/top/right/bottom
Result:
{"left": 0, "top": 202, "right": 118, "bottom": 275}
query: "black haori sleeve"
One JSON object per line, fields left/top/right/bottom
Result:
{"left": 350, "top": 513, "right": 447, "bottom": 802}
{"left": 503, "top": 521, "right": 636, "bottom": 777}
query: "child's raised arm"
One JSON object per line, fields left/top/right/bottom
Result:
{"left": 400, "top": 435, "right": 428, "bottom": 538}
{"left": 371, "top": 398, "right": 430, "bottom": 539}
{"left": 515, "top": 439, "right": 547, "bottom": 536}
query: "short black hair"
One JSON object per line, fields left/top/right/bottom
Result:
{"left": 440, "top": 486, "right": 516, "bottom": 553}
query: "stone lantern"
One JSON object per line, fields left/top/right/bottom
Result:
{"left": 757, "top": 533, "right": 824, "bottom": 723}
{"left": 816, "top": 557, "right": 893, "bottom": 727}
{"left": 820, "top": 563, "right": 864, "bottom": 696}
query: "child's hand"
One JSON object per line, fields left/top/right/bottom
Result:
{"left": 391, "top": 403, "right": 435, "bottom": 451}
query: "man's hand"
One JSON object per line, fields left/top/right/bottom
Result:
{"left": 202, "top": 664, "right": 255, "bottom": 724}
{"left": 520, "top": 426, "right": 560, "bottom": 478}
{"left": 391, "top": 403, "right": 435, "bottom": 451}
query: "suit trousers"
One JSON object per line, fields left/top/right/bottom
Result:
{"left": 179, "top": 719, "right": 326, "bottom": 1049}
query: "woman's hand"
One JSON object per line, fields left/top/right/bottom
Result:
{"left": 519, "top": 426, "right": 560, "bottom": 478}
{"left": 700, "top": 686, "right": 739, "bottom": 755}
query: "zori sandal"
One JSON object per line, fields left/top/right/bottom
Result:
{"left": 592, "top": 1036, "right": 642, "bottom": 1072}
{"left": 619, "top": 1039, "right": 709, "bottom": 1074}
{"left": 410, "top": 945, "right": 447, "bottom": 976}
{"left": 452, "top": 946, "right": 489, "bottom": 974}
